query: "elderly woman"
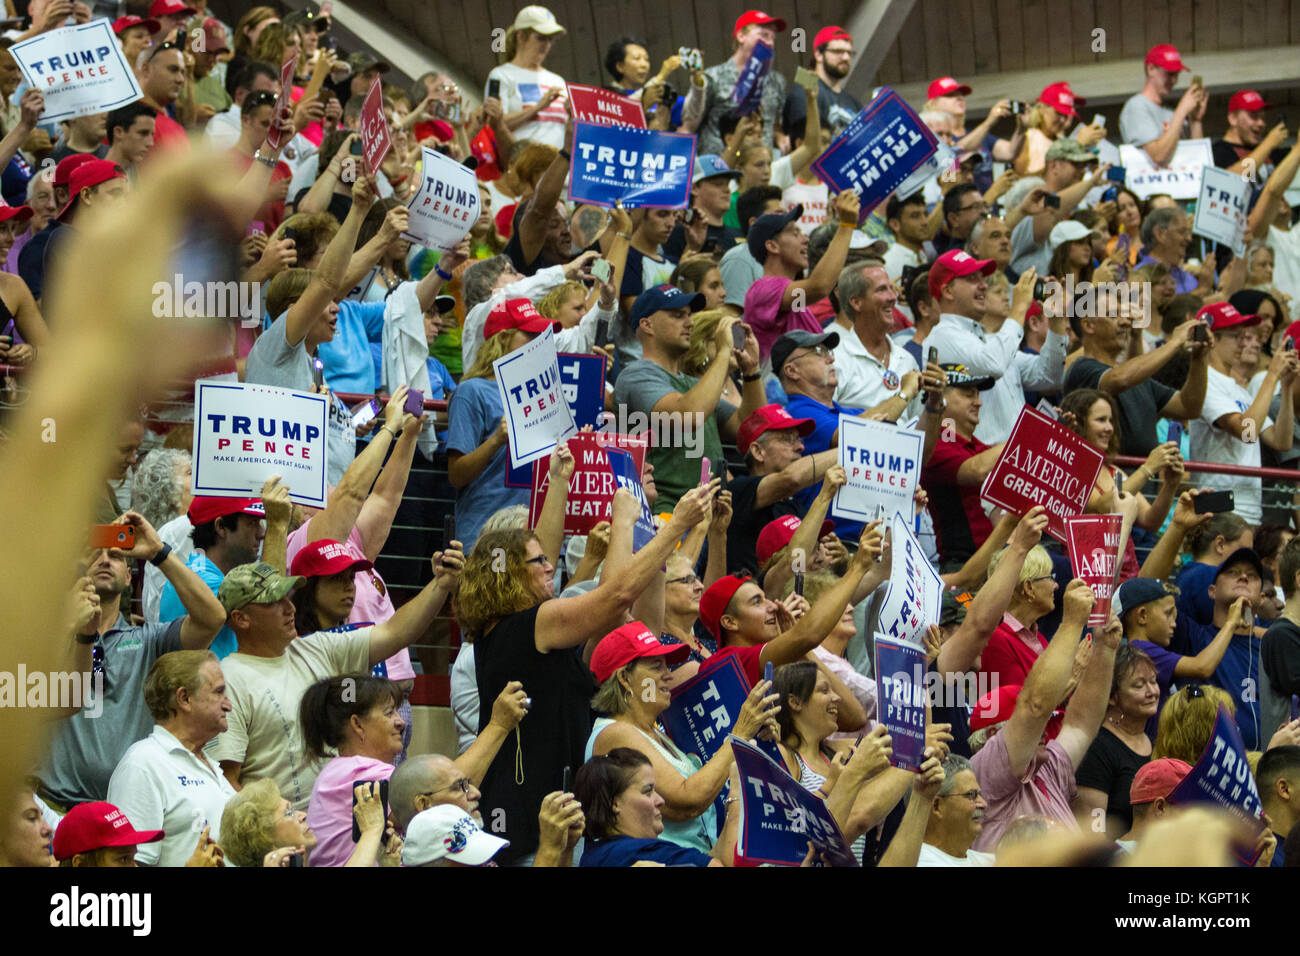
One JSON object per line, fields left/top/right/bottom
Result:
{"left": 657, "top": 551, "right": 714, "bottom": 688}
{"left": 129, "top": 449, "right": 193, "bottom": 532}
{"left": 976, "top": 543, "right": 1059, "bottom": 688}
{"left": 456, "top": 483, "right": 712, "bottom": 864}
{"left": 574, "top": 748, "right": 738, "bottom": 866}
{"left": 1072, "top": 644, "right": 1158, "bottom": 840}
{"left": 585, "top": 621, "right": 777, "bottom": 852}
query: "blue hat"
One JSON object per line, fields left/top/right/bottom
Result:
{"left": 1214, "top": 547, "right": 1264, "bottom": 582}
{"left": 693, "top": 154, "right": 742, "bottom": 184}
{"left": 628, "top": 284, "right": 706, "bottom": 328}
{"left": 1114, "top": 578, "right": 1169, "bottom": 620}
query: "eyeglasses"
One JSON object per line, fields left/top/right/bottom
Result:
{"left": 1186, "top": 683, "right": 1204, "bottom": 699}
{"left": 958, "top": 202, "right": 988, "bottom": 214}
{"left": 246, "top": 90, "right": 278, "bottom": 108}
{"left": 436, "top": 778, "right": 474, "bottom": 796}
{"left": 524, "top": 555, "right": 551, "bottom": 567}
{"left": 1029, "top": 575, "right": 1054, "bottom": 584}
{"left": 667, "top": 574, "right": 699, "bottom": 586}
{"left": 791, "top": 345, "right": 832, "bottom": 361}
{"left": 944, "top": 788, "right": 983, "bottom": 802}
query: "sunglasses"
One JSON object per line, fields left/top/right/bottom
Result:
{"left": 146, "top": 38, "right": 182, "bottom": 62}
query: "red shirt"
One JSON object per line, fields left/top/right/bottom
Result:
{"left": 921, "top": 430, "right": 994, "bottom": 566}
{"left": 697, "top": 644, "right": 764, "bottom": 687}
{"left": 228, "top": 149, "right": 293, "bottom": 232}
{"left": 979, "top": 613, "right": 1046, "bottom": 688}
{"left": 150, "top": 109, "right": 190, "bottom": 153}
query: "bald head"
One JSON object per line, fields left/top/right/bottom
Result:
{"left": 388, "top": 753, "right": 459, "bottom": 833}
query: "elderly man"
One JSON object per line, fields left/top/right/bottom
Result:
{"left": 918, "top": 754, "right": 994, "bottom": 866}
{"left": 967, "top": 580, "right": 1111, "bottom": 851}
{"left": 924, "top": 250, "right": 1067, "bottom": 444}
{"left": 108, "top": 650, "right": 237, "bottom": 867}
{"left": 36, "top": 511, "right": 227, "bottom": 810}
{"left": 1005, "top": 140, "right": 1108, "bottom": 278}
{"left": 829, "top": 261, "right": 923, "bottom": 414}
{"left": 1135, "top": 206, "right": 1199, "bottom": 294}
{"left": 968, "top": 216, "right": 1014, "bottom": 281}
{"left": 1119, "top": 44, "right": 1207, "bottom": 165}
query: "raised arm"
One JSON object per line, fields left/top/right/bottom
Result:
{"left": 258, "top": 476, "right": 293, "bottom": 573}
{"left": 781, "top": 191, "right": 859, "bottom": 309}
{"left": 877, "top": 749, "right": 945, "bottom": 866}
{"left": 533, "top": 440, "right": 575, "bottom": 568}
{"left": 1056, "top": 614, "right": 1122, "bottom": 769}
{"left": 454, "top": 681, "right": 528, "bottom": 786}
{"left": 366, "top": 544, "right": 462, "bottom": 664}
{"left": 121, "top": 511, "right": 226, "bottom": 650}
{"left": 284, "top": 175, "right": 374, "bottom": 347}
{"left": 354, "top": 410, "right": 426, "bottom": 562}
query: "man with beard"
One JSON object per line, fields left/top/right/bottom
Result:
{"left": 781, "top": 25, "right": 861, "bottom": 140}
{"left": 918, "top": 754, "right": 994, "bottom": 865}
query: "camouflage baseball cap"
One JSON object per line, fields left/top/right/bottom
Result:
{"left": 218, "top": 562, "right": 304, "bottom": 613}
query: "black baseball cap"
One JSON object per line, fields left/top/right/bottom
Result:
{"left": 748, "top": 205, "right": 804, "bottom": 264}
{"left": 941, "top": 362, "right": 994, "bottom": 391}
{"left": 771, "top": 329, "right": 840, "bottom": 379}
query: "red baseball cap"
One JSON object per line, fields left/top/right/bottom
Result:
{"left": 756, "top": 514, "right": 835, "bottom": 568}
{"left": 1228, "top": 90, "right": 1271, "bottom": 113}
{"left": 1038, "top": 81, "right": 1085, "bottom": 118}
{"left": 699, "top": 574, "right": 752, "bottom": 640}
{"left": 1283, "top": 320, "right": 1300, "bottom": 347}
{"left": 187, "top": 496, "right": 265, "bottom": 526}
{"left": 113, "top": 14, "right": 161, "bottom": 34}
{"left": 57, "top": 160, "right": 127, "bottom": 222}
{"left": 970, "top": 684, "right": 1064, "bottom": 740}
{"left": 0, "top": 200, "right": 32, "bottom": 223}
{"left": 494, "top": 202, "right": 517, "bottom": 240}
{"left": 1145, "top": 43, "right": 1187, "bottom": 73}
{"left": 1129, "top": 758, "right": 1192, "bottom": 805}
{"left": 483, "top": 297, "right": 560, "bottom": 340}
{"left": 736, "top": 403, "right": 814, "bottom": 455}
{"left": 290, "top": 538, "right": 373, "bottom": 578}
{"left": 928, "top": 249, "right": 997, "bottom": 300}
{"left": 1197, "top": 301, "right": 1260, "bottom": 332}
{"left": 927, "top": 76, "right": 972, "bottom": 100}
{"left": 52, "top": 152, "right": 96, "bottom": 188}
{"left": 199, "top": 17, "right": 230, "bottom": 53}
{"left": 590, "top": 620, "right": 690, "bottom": 683}
{"left": 148, "top": 0, "right": 197, "bottom": 18}
{"left": 813, "top": 26, "right": 851, "bottom": 49}
{"left": 52, "top": 802, "right": 163, "bottom": 860}
{"left": 735, "top": 10, "right": 786, "bottom": 35}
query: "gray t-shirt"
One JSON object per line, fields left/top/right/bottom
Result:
{"left": 719, "top": 241, "right": 762, "bottom": 308}
{"left": 1010, "top": 217, "right": 1051, "bottom": 279}
{"left": 1119, "top": 94, "right": 1178, "bottom": 147}
{"left": 245, "top": 312, "right": 356, "bottom": 487}
{"left": 38, "top": 615, "right": 184, "bottom": 805}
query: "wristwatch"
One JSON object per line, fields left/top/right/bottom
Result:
{"left": 149, "top": 543, "right": 173, "bottom": 567}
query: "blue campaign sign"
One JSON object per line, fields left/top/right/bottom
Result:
{"left": 568, "top": 121, "right": 696, "bottom": 209}
{"left": 1167, "top": 705, "right": 1266, "bottom": 863}
{"left": 506, "top": 352, "right": 606, "bottom": 487}
{"left": 811, "top": 88, "right": 939, "bottom": 220}
{"left": 732, "top": 738, "right": 858, "bottom": 867}
{"left": 730, "top": 41, "right": 773, "bottom": 117}
{"left": 605, "top": 447, "right": 658, "bottom": 551}
{"left": 660, "top": 653, "right": 785, "bottom": 765}
{"left": 873, "top": 634, "right": 929, "bottom": 771}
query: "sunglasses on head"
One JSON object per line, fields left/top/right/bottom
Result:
{"left": 146, "top": 38, "right": 182, "bottom": 62}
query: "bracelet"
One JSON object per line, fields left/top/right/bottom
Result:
{"left": 616, "top": 232, "right": 632, "bottom": 240}
{"left": 742, "top": 371, "right": 762, "bottom": 382}
{"left": 382, "top": 425, "right": 400, "bottom": 439}
{"left": 434, "top": 265, "right": 453, "bottom": 281}
{"left": 558, "top": 148, "right": 571, "bottom": 161}
{"left": 254, "top": 150, "right": 277, "bottom": 168}
{"left": 149, "top": 543, "right": 173, "bottom": 567}
{"left": 838, "top": 219, "right": 857, "bottom": 228}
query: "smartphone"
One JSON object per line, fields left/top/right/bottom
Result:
{"left": 312, "top": 358, "right": 324, "bottom": 389}
{"left": 1008, "top": 100, "right": 1025, "bottom": 116}
{"left": 287, "top": 852, "right": 304, "bottom": 867}
{"left": 443, "top": 515, "right": 456, "bottom": 549}
{"left": 1106, "top": 166, "right": 1127, "bottom": 184}
{"left": 1102, "top": 186, "right": 1118, "bottom": 203}
{"left": 561, "top": 766, "right": 572, "bottom": 792}
{"left": 487, "top": 78, "right": 501, "bottom": 100}
{"left": 764, "top": 661, "right": 774, "bottom": 685}
{"left": 283, "top": 227, "right": 298, "bottom": 243}
{"left": 247, "top": 220, "right": 265, "bottom": 237}
{"left": 1032, "top": 278, "right": 1047, "bottom": 299}
{"left": 349, "top": 139, "right": 364, "bottom": 156}
{"left": 926, "top": 346, "right": 938, "bottom": 368}
{"left": 700, "top": 457, "right": 711, "bottom": 485}
{"left": 1193, "top": 490, "right": 1235, "bottom": 515}
{"left": 1191, "top": 74, "right": 1203, "bottom": 89}
{"left": 1286, "top": 336, "right": 1295, "bottom": 351}
{"left": 403, "top": 387, "right": 425, "bottom": 416}
{"left": 89, "top": 524, "right": 135, "bottom": 549}
{"left": 323, "top": 35, "right": 336, "bottom": 51}
{"left": 794, "top": 572, "right": 804, "bottom": 597}
{"left": 1192, "top": 323, "right": 1208, "bottom": 344}
{"left": 351, "top": 779, "right": 391, "bottom": 843}
{"left": 794, "top": 66, "right": 819, "bottom": 93}
{"left": 350, "top": 398, "right": 380, "bottom": 428}
{"left": 593, "top": 317, "right": 610, "bottom": 350}
{"left": 1090, "top": 113, "right": 1106, "bottom": 128}
{"left": 1166, "top": 421, "right": 1183, "bottom": 447}
{"left": 590, "top": 258, "right": 612, "bottom": 283}
{"left": 1043, "top": 193, "right": 1061, "bottom": 209}
{"left": 732, "top": 324, "right": 746, "bottom": 351}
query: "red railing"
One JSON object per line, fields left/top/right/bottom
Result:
{"left": 1115, "top": 455, "right": 1300, "bottom": 482}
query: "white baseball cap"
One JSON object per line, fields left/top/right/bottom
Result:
{"left": 509, "top": 5, "right": 565, "bottom": 36}
{"left": 1048, "top": 219, "right": 1093, "bottom": 251}
{"left": 402, "top": 805, "right": 509, "bottom": 867}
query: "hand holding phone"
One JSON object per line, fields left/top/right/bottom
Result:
{"left": 590, "top": 258, "right": 612, "bottom": 283}
{"left": 487, "top": 78, "right": 501, "bottom": 100}
{"left": 794, "top": 572, "right": 804, "bottom": 597}
{"left": 794, "top": 66, "right": 819, "bottom": 94}
{"left": 593, "top": 318, "right": 611, "bottom": 350}
{"left": 403, "top": 388, "right": 424, "bottom": 417}
{"left": 764, "top": 661, "right": 774, "bottom": 685}
{"left": 561, "top": 766, "right": 572, "bottom": 792}
{"left": 732, "top": 323, "right": 747, "bottom": 352}
{"left": 700, "top": 457, "right": 711, "bottom": 486}
{"left": 1166, "top": 421, "right": 1183, "bottom": 447}
{"left": 1043, "top": 193, "right": 1061, "bottom": 209}
{"left": 1193, "top": 490, "right": 1235, "bottom": 515}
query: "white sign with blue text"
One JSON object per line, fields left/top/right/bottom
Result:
{"left": 877, "top": 510, "right": 943, "bottom": 647}
{"left": 493, "top": 326, "right": 577, "bottom": 469}
{"left": 1192, "top": 164, "right": 1251, "bottom": 255}
{"left": 832, "top": 416, "right": 924, "bottom": 524}
{"left": 11, "top": 19, "right": 143, "bottom": 122}
{"left": 404, "top": 146, "right": 480, "bottom": 251}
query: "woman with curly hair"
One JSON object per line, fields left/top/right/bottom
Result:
{"left": 130, "top": 448, "right": 193, "bottom": 532}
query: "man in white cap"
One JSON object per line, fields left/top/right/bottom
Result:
{"left": 485, "top": 6, "right": 569, "bottom": 149}
{"left": 402, "top": 805, "right": 509, "bottom": 867}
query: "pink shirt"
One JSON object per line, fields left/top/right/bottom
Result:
{"left": 305, "top": 755, "right": 394, "bottom": 867}
{"left": 969, "top": 731, "right": 1078, "bottom": 852}
{"left": 287, "top": 524, "right": 415, "bottom": 680}
{"left": 743, "top": 275, "right": 825, "bottom": 362}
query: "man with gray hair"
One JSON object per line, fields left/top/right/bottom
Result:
{"left": 1136, "top": 206, "right": 1198, "bottom": 294}
{"left": 968, "top": 216, "right": 1014, "bottom": 281}
{"left": 918, "top": 753, "right": 994, "bottom": 866}
{"left": 829, "top": 261, "right": 925, "bottom": 415}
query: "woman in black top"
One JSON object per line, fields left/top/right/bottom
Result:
{"left": 456, "top": 484, "right": 712, "bottom": 864}
{"left": 1074, "top": 644, "right": 1158, "bottom": 839}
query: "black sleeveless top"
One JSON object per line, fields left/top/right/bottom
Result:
{"left": 474, "top": 604, "right": 595, "bottom": 863}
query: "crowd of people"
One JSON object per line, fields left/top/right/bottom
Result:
{"left": 0, "top": 2, "right": 1298, "bottom": 871}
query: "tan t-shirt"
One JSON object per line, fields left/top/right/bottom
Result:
{"left": 209, "top": 629, "right": 372, "bottom": 810}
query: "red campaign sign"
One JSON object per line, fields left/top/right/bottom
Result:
{"left": 264, "top": 53, "right": 299, "bottom": 152}
{"left": 1065, "top": 514, "right": 1123, "bottom": 626}
{"left": 566, "top": 83, "right": 646, "bottom": 128}
{"left": 980, "top": 405, "right": 1105, "bottom": 544}
{"left": 528, "top": 432, "right": 649, "bottom": 535}
{"left": 360, "top": 76, "right": 392, "bottom": 175}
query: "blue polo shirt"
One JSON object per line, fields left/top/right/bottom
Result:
{"left": 786, "top": 393, "right": 864, "bottom": 539}
{"left": 158, "top": 551, "right": 237, "bottom": 660}
{"left": 1182, "top": 619, "right": 1264, "bottom": 750}
{"left": 579, "top": 836, "right": 712, "bottom": 867}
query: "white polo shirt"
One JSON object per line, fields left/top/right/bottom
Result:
{"left": 107, "top": 724, "right": 237, "bottom": 867}
{"left": 831, "top": 324, "right": 922, "bottom": 416}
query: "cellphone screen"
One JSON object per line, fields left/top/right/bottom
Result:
{"left": 487, "top": 79, "right": 501, "bottom": 100}
{"left": 764, "top": 661, "right": 774, "bottom": 685}
{"left": 732, "top": 324, "right": 746, "bottom": 351}
{"left": 1193, "top": 491, "right": 1234, "bottom": 515}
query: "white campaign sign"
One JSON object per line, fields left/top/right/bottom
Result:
{"left": 11, "top": 19, "right": 143, "bottom": 123}
{"left": 1192, "top": 164, "right": 1251, "bottom": 255}
{"left": 832, "top": 416, "right": 924, "bottom": 523}
{"left": 494, "top": 326, "right": 577, "bottom": 469}
{"left": 1118, "top": 139, "right": 1213, "bottom": 201}
{"left": 404, "top": 146, "right": 480, "bottom": 251}
{"left": 192, "top": 382, "right": 329, "bottom": 507}
{"left": 876, "top": 510, "right": 944, "bottom": 647}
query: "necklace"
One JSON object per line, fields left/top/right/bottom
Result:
{"left": 1106, "top": 711, "right": 1145, "bottom": 736}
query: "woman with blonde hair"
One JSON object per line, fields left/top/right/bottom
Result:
{"left": 681, "top": 309, "right": 743, "bottom": 405}
{"left": 1151, "top": 683, "right": 1236, "bottom": 764}
{"left": 977, "top": 543, "right": 1058, "bottom": 688}
{"left": 1014, "top": 83, "right": 1102, "bottom": 176}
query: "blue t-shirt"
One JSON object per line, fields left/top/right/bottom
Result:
{"left": 1182, "top": 620, "right": 1264, "bottom": 750}
{"left": 315, "top": 300, "right": 387, "bottom": 394}
{"left": 786, "top": 393, "right": 864, "bottom": 539}
{"left": 579, "top": 835, "right": 713, "bottom": 867}
{"left": 445, "top": 377, "right": 529, "bottom": 549}
{"left": 1174, "top": 561, "right": 1217, "bottom": 636}
{"left": 158, "top": 551, "right": 237, "bottom": 659}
